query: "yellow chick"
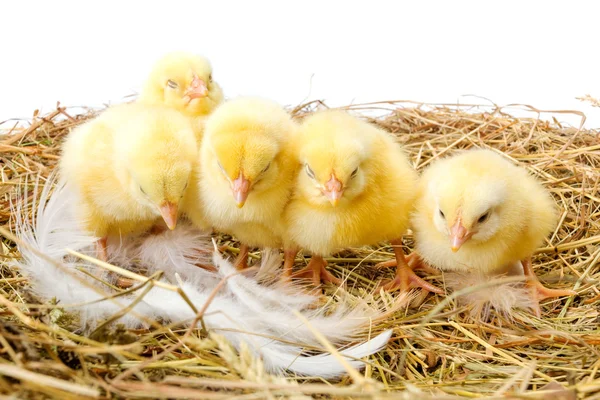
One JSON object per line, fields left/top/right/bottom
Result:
{"left": 283, "top": 110, "right": 441, "bottom": 292}
{"left": 59, "top": 103, "right": 198, "bottom": 260}
{"left": 199, "top": 97, "right": 298, "bottom": 269}
{"left": 138, "top": 52, "right": 224, "bottom": 139}
{"left": 411, "top": 149, "right": 576, "bottom": 311}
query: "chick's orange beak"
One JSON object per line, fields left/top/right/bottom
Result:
{"left": 159, "top": 201, "right": 178, "bottom": 230}
{"left": 232, "top": 173, "right": 251, "bottom": 208}
{"left": 323, "top": 174, "right": 343, "bottom": 207}
{"left": 449, "top": 219, "right": 472, "bottom": 252}
{"left": 185, "top": 75, "right": 208, "bottom": 99}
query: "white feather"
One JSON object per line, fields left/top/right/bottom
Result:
{"left": 443, "top": 269, "right": 537, "bottom": 320}
{"left": 138, "top": 281, "right": 393, "bottom": 378}
{"left": 128, "top": 225, "right": 218, "bottom": 286}
{"left": 12, "top": 175, "right": 155, "bottom": 328}
{"left": 11, "top": 174, "right": 395, "bottom": 377}
{"left": 212, "top": 250, "right": 394, "bottom": 346}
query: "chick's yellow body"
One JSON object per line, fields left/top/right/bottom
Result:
{"left": 284, "top": 111, "right": 418, "bottom": 256}
{"left": 199, "top": 97, "right": 298, "bottom": 248}
{"left": 59, "top": 103, "right": 199, "bottom": 239}
{"left": 412, "top": 149, "right": 557, "bottom": 274}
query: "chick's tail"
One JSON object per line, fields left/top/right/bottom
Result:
{"left": 11, "top": 174, "right": 393, "bottom": 377}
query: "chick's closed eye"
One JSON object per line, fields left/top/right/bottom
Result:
{"left": 305, "top": 164, "right": 316, "bottom": 179}
{"left": 477, "top": 211, "right": 490, "bottom": 223}
{"left": 216, "top": 160, "right": 227, "bottom": 176}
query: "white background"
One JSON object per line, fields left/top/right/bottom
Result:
{"left": 1, "top": 1, "right": 599, "bottom": 128}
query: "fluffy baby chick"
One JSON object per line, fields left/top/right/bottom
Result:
{"left": 138, "top": 52, "right": 224, "bottom": 138}
{"left": 283, "top": 110, "right": 440, "bottom": 292}
{"left": 59, "top": 103, "right": 198, "bottom": 260}
{"left": 199, "top": 97, "right": 298, "bottom": 269}
{"left": 411, "top": 149, "right": 576, "bottom": 313}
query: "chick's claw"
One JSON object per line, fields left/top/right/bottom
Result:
{"left": 381, "top": 240, "right": 443, "bottom": 293}
{"left": 292, "top": 256, "right": 343, "bottom": 287}
{"left": 374, "top": 259, "right": 397, "bottom": 269}
{"left": 522, "top": 258, "right": 576, "bottom": 302}
{"left": 380, "top": 264, "right": 443, "bottom": 294}
{"left": 529, "top": 281, "right": 577, "bottom": 302}
{"left": 375, "top": 253, "right": 439, "bottom": 275}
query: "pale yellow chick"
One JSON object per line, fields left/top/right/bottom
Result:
{"left": 138, "top": 52, "right": 224, "bottom": 139}
{"left": 59, "top": 103, "right": 198, "bottom": 260}
{"left": 283, "top": 110, "right": 439, "bottom": 292}
{"left": 199, "top": 97, "right": 298, "bottom": 269}
{"left": 411, "top": 149, "right": 576, "bottom": 313}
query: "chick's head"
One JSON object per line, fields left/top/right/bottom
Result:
{"left": 423, "top": 150, "right": 527, "bottom": 252}
{"left": 139, "top": 52, "right": 223, "bottom": 117}
{"left": 203, "top": 97, "right": 294, "bottom": 208}
{"left": 296, "top": 111, "right": 372, "bottom": 207}
{"left": 128, "top": 147, "right": 194, "bottom": 229}
{"left": 211, "top": 133, "right": 280, "bottom": 207}
{"left": 118, "top": 107, "right": 197, "bottom": 229}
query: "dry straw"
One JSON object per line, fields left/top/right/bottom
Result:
{"left": 0, "top": 98, "right": 599, "bottom": 399}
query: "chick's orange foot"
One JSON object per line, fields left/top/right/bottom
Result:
{"left": 375, "top": 253, "right": 439, "bottom": 275}
{"left": 292, "top": 256, "right": 342, "bottom": 287}
{"left": 234, "top": 244, "right": 250, "bottom": 270}
{"left": 522, "top": 258, "right": 576, "bottom": 302}
{"left": 280, "top": 248, "right": 299, "bottom": 285}
{"left": 528, "top": 280, "right": 577, "bottom": 302}
{"left": 379, "top": 264, "right": 443, "bottom": 293}
{"left": 379, "top": 240, "right": 443, "bottom": 293}
{"left": 96, "top": 237, "right": 108, "bottom": 261}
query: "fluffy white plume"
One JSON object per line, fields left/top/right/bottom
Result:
{"left": 443, "top": 269, "right": 537, "bottom": 320}
{"left": 109, "top": 224, "right": 220, "bottom": 288}
{"left": 11, "top": 175, "right": 396, "bottom": 377}
{"left": 11, "top": 176, "right": 156, "bottom": 327}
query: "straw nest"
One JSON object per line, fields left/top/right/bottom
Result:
{"left": 1, "top": 99, "right": 599, "bottom": 399}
